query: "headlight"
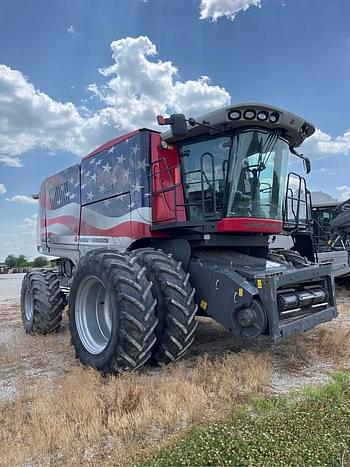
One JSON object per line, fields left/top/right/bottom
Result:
{"left": 243, "top": 109, "right": 256, "bottom": 120}
{"left": 257, "top": 111, "right": 268, "bottom": 121}
{"left": 228, "top": 110, "right": 241, "bottom": 120}
{"left": 269, "top": 112, "right": 280, "bottom": 123}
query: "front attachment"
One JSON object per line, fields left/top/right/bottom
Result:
{"left": 188, "top": 250, "right": 337, "bottom": 343}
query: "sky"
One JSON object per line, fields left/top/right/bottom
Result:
{"left": 0, "top": 0, "right": 350, "bottom": 260}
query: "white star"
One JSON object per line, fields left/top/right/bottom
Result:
{"left": 96, "top": 159, "right": 102, "bottom": 166}
{"left": 117, "top": 153, "right": 125, "bottom": 164}
{"left": 118, "top": 194, "right": 127, "bottom": 201}
{"left": 123, "top": 168, "right": 130, "bottom": 180}
{"left": 132, "top": 181, "right": 144, "bottom": 193}
{"left": 131, "top": 144, "right": 140, "bottom": 155}
{"left": 137, "top": 159, "right": 149, "bottom": 171}
{"left": 143, "top": 192, "right": 151, "bottom": 198}
{"left": 74, "top": 181, "right": 79, "bottom": 188}
{"left": 98, "top": 184, "right": 106, "bottom": 194}
{"left": 107, "top": 146, "right": 115, "bottom": 155}
{"left": 66, "top": 192, "right": 71, "bottom": 197}
{"left": 87, "top": 192, "right": 94, "bottom": 200}
{"left": 102, "top": 162, "right": 112, "bottom": 173}
{"left": 81, "top": 183, "right": 87, "bottom": 190}
{"left": 103, "top": 199, "right": 111, "bottom": 207}
{"left": 89, "top": 158, "right": 95, "bottom": 165}
{"left": 84, "top": 170, "right": 90, "bottom": 178}
{"left": 57, "top": 199, "right": 61, "bottom": 205}
{"left": 70, "top": 193, "right": 76, "bottom": 200}
{"left": 91, "top": 173, "right": 97, "bottom": 182}
{"left": 128, "top": 202, "right": 135, "bottom": 210}
{"left": 69, "top": 177, "right": 74, "bottom": 184}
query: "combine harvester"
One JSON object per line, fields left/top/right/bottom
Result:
{"left": 21, "top": 103, "right": 338, "bottom": 373}
{"left": 312, "top": 198, "right": 350, "bottom": 280}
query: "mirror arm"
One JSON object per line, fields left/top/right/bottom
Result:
{"left": 187, "top": 117, "right": 220, "bottom": 133}
{"left": 289, "top": 146, "right": 311, "bottom": 174}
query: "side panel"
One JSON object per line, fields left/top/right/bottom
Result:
{"left": 79, "top": 131, "right": 155, "bottom": 251}
{"left": 45, "top": 165, "right": 81, "bottom": 247}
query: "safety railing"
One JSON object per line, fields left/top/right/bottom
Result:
{"left": 283, "top": 172, "right": 311, "bottom": 231}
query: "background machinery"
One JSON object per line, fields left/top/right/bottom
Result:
{"left": 21, "top": 103, "right": 338, "bottom": 373}
{"left": 312, "top": 198, "right": 350, "bottom": 280}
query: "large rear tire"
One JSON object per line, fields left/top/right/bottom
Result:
{"left": 68, "top": 249, "right": 157, "bottom": 373}
{"left": 21, "top": 270, "right": 66, "bottom": 334}
{"left": 131, "top": 248, "right": 198, "bottom": 365}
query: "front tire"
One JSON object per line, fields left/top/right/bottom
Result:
{"left": 68, "top": 249, "right": 157, "bottom": 373}
{"left": 21, "top": 270, "right": 66, "bottom": 334}
{"left": 131, "top": 248, "right": 198, "bottom": 365}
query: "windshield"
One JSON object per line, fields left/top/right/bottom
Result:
{"left": 226, "top": 130, "right": 289, "bottom": 220}
{"left": 180, "top": 129, "right": 289, "bottom": 222}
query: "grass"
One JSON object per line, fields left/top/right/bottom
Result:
{"left": 0, "top": 352, "right": 270, "bottom": 466}
{"left": 142, "top": 372, "right": 350, "bottom": 467}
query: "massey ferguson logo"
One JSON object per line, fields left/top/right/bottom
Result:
{"left": 243, "top": 221, "right": 275, "bottom": 229}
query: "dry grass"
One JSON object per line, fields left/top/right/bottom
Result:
{"left": 1, "top": 288, "right": 350, "bottom": 465}
{"left": 0, "top": 352, "right": 270, "bottom": 466}
{"left": 275, "top": 298, "right": 350, "bottom": 372}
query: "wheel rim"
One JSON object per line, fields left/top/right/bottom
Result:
{"left": 75, "top": 276, "right": 112, "bottom": 355}
{"left": 24, "top": 289, "right": 34, "bottom": 322}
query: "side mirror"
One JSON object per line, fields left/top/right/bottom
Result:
{"left": 303, "top": 157, "right": 311, "bottom": 174}
{"left": 169, "top": 114, "right": 188, "bottom": 137}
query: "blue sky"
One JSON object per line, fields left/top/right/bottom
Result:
{"left": 0, "top": 0, "right": 350, "bottom": 260}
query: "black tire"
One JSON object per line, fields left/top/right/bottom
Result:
{"left": 280, "top": 249, "right": 309, "bottom": 268}
{"left": 131, "top": 248, "right": 198, "bottom": 365}
{"left": 269, "top": 249, "right": 309, "bottom": 268}
{"left": 21, "top": 269, "right": 66, "bottom": 334}
{"left": 68, "top": 249, "right": 157, "bottom": 373}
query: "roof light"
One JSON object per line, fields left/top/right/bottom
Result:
{"left": 228, "top": 110, "right": 241, "bottom": 120}
{"left": 269, "top": 112, "right": 280, "bottom": 123}
{"left": 257, "top": 111, "right": 268, "bottom": 121}
{"left": 243, "top": 109, "right": 256, "bottom": 120}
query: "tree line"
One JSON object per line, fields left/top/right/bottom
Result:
{"left": 4, "top": 254, "right": 52, "bottom": 268}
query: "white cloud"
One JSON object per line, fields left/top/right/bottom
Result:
{"left": 0, "top": 64, "right": 84, "bottom": 162}
{"left": 0, "top": 215, "right": 38, "bottom": 261}
{"left": 0, "top": 36, "right": 230, "bottom": 166}
{"left": 21, "top": 214, "right": 38, "bottom": 230}
{"left": 303, "top": 128, "right": 350, "bottom": 160}
{"left": 337, "top": 185, "right": 350, "bottom": 201}
{"left": 0, "top": 155, "right": 22, "bottom": 167}
{"left": 67, "top": 25, "right": 75, "bottom": 34}
{"left": 199, "top": 0, "right": 261, "bottom": 21}
{"left": 0, "top": 183, "right": 6, "bottom": 194}
{"left": 6, "top": 195, "right": 38, "bottom": 205}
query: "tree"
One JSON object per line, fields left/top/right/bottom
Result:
{"left": 5, "top": 254, "right": 17, "bottom": 268}
{"left": 32, "top": 256, "right": 49, "bottom": 268}
{"left": 17, "top": 255, "right": 29, "bottom": 267}
{"left": 4, "top": 254, "right": 29, "bottom": 268}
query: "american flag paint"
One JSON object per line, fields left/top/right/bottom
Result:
{"left": 40, "top": 131, "right": 154, "bottom": 250}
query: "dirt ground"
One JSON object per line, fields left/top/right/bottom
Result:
{"left": 1, "top": 275, "right": 350, "bottom": 465}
